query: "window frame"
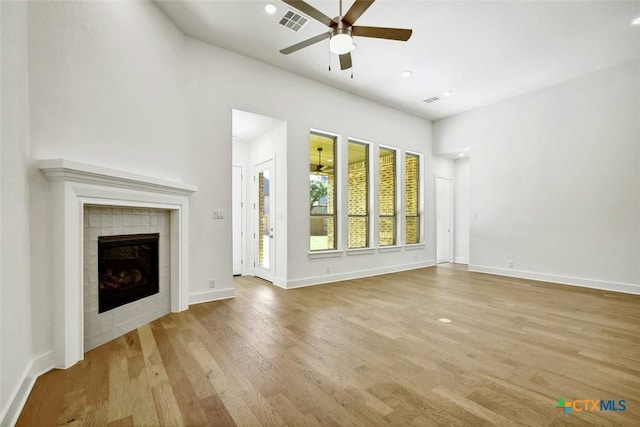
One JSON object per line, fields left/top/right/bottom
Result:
{"left": 346, "top": 139, "right": 371, "bottom": 249}
{"left": 309, "top": 131, "right": 338, "bottom": 252}
{"left": 404, "top": 151, "right": 422, "bottom": 245}
{"left": 378, "top": 145, "right": 399, "bottom": 247}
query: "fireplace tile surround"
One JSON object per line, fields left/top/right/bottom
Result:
{"left": 39, "top": 159, "right": 197, "bottom": 368}
{"left": 84, "top": 206, "right": 171, "bottom": 351}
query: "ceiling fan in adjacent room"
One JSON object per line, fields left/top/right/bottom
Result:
{"left": 279, "top": 0, "right": 413, "bottom": 71}
{"left": 312, "top": 147, "right": 333, "bottom": 173}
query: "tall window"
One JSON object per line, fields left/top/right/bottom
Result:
{"left": 347, "top": 141, "right": 369, "bottom": 249}
{"left": 309, "top": 132, "right": 337, "bottom": 251}
{"left": 405, "top": 152, "right": 420, "bottom": 244}
{"left": 379, "top": 147, "right": 397, "bottom": 246}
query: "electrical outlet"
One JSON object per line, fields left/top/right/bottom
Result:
{"left": 212, "top": 210, "right": 224, "bottom": 219}
{"left": 326, "top": 265, "right": 331, "bottom": 273}
{"left": 209, "top": 279, "right": 216, "bottom": 288}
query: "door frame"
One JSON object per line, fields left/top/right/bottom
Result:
{"left": 435, "top": 176, "right": 454, "bottom": 264}
{"left": 232, "top": 164, "right": 244, "bottom": 275}
{"left": 253, "top": 159, "right": 275, "bottom": 282}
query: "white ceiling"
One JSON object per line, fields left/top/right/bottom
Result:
{"left": 232, "top": 109, "right": 284, "bottom": 144}
{"left": 157, "top": 0, "right": 640, "bottom": 121}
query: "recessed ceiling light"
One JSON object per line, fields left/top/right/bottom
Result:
{"left": 265, "top": 3, "right": 277, "bottom": 14}
{"left": 458, "top": 153, "right": 465, "bottom": 157}
{"left": 632, "top": 16, "right": 640, "bottom": 25}
{"left": 438, "top": 318, "right": 452, "bottom": 323}
{"left": 402, "top": 70, "right": 412, "bottom": 78}
{"left": 443, "top": 91, "right": 453, "bottom": 97}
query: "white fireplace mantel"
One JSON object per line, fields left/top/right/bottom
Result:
{"left": 39, "top": 159, "right": 197, "bottom": 368}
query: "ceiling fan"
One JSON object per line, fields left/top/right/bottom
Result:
{"left": 313, "top": 147, "right": 333, "bottom": 173}
{"left": 280, "top": 0, "right": 413, "bottom": 71}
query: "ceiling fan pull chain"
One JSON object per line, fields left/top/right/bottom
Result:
{"left": 328, "top": 47, "right": 331, "bottom": 71}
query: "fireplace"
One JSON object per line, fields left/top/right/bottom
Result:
{"left": 39, "top": 158, "right": 197, "bottom": 368}
{"left": 98, "top": 233, "right": 160, "bottom": 313}
{"left": 85, "top": 206, "right": 172, "bottom": 351}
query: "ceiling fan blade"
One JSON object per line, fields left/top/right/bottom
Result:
{"left": 280, "top": 32, "right": 330, "bottom": 55}
{"left": 352, "top": 26, "right": 412, "bottom": 41}
{"left": 282, "top": 0, "right": 336, "bottom": 27}
{"left": 342, "top": 0, "right": 375, "bottom": 26}
{"left": 339, "top": 52, "right": 352, "bottom": 70}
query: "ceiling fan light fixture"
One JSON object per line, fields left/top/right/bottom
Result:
{"left": 329, "top": 31, "right": 354, "bottom": 55}
{"left": 264, "top": 3, "right": 277, "bottom": 14}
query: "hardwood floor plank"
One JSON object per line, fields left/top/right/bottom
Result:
{"left": 137, "top": 324, "right": 181, "bottom": 427}
{"left": 107, "top": 337, "right": 131, "bottom": 423}
{"left": 18, "top": 265, "right": 640, "bottom": 425}
{"left": 55, "top": 388, "right": 86, "bottom": 427}
{"left": 85, "top": 344, "right": 110, "bottom": 407}
{"left": 265, "top": 393, "right": 323, "bottom": 427}
{"left": 150, "top": 319, "right": 210, "bottom": 426}
{"left": 106, "top": 415, "right": 134, "bottom": 427}
{"left": 199, "top": 394, "right": 238, "bottom": 427}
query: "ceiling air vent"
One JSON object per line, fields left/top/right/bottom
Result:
{"left": 279, "top": 10, "right": 309, "bottom": 32}
{"left": 423, "top": 96, "right": 440, "bottom": 104}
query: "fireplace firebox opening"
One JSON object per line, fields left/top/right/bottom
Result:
{"left": 98, "top": 233, "right": 160, "bottom": 313}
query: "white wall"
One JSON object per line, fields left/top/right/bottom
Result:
{"left": 434, "top": 59, "right": 640, "bottom": 293}
{"left": 454, "top": 158, "right": 470, "bottom": 264}
{"left": 24, "top": 0, "right": 440, "bottom": 388}
{"left": 184, "top": 37, "right": 443, "bottom": 288}
{"left": 1, "top": 1, "right": 34, "bottom": 423}
{"left": 28, "top": 0, "right": 188, "bottom": 367}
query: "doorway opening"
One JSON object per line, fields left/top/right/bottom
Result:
{"left": 436, "top": 176, "right": 453, "bottom": 264}
{"left": 232, "top": 109, "right": 285, "bottom": 284}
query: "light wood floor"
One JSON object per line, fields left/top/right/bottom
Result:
{"left": 18, "top": 265, "right": 640, "bottom": 426}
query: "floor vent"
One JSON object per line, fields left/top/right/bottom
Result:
{"left": 279, "top": 10, "right": 309, "bottom": 32}
{"left": 423, "top": 96, "right": 440, "bottom": 104}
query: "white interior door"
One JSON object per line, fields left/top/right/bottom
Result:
{"left": 254, "top": 160, "right": 275, "bottom": 282}
{"left": 436, "top": 177, "right": 453, "bottom": 264}
{"left": 232, "top": 165, "right": 243, "bottom": 275}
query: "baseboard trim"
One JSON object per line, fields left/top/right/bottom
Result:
{"left": 188, "top": 288, "right": 235, "bottom": 305}
{"left": 1, "top": 351, "right": 55, "bottom": 427}
{"left": 454, "top": 257, "right": 469, "bottom": 265}
{"left": 271, "top": 276, "right": 288, "bottom": 289}
{"left": 284, "top": 261, "right": 435, "bottom": 289}
{"left": 468, "top": 264, "right": 640, "bottom": 295}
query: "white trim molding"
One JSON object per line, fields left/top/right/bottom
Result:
{"left": 0, "top": 351, "right": 55, "bottom": 427}
{"left": 39, "top": 159, "right": 197, "bottom": 369}
{"left": 38, "top": 159, "right": 197, "bottom": 195}
{"left": 469, "top": 264, "right": 640, "bottom": 295}
{"left": 284, "top": 261, "right": 435, "bottom": 289}
{"left": 189, "top": 288, "right": 235, "bottom": 305}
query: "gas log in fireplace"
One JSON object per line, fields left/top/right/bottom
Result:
{"left": 98, "top": 233, "right": 160, "bottom": 313}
